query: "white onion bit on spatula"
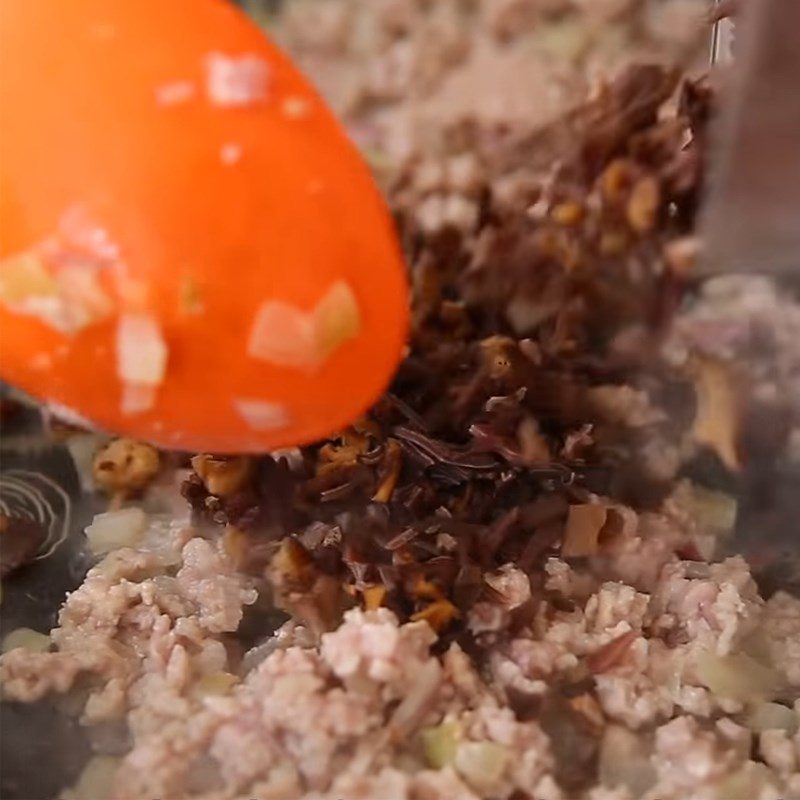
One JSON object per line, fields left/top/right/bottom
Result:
{"left": 115, "top": 313, "right": 168, "bottom": 414}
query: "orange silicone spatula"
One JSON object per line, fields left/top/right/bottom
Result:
{"left": 0, "top": 0, "right": 408, "bottom": 453}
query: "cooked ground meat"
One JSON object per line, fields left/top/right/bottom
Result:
{"left": 4, "top": 495, "right": 800, "bottom": 799}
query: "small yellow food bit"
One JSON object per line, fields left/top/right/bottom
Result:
{"left": 551, "top": 202, "right": 583, "bottom": 226}
{"left": 313, "top": 280, "right": 362, "bottom": 362}
{"left": 420, "top": 721, "right": 460, "bottom": 768}
{"left": 270, "top": 538, "right": 315, "bottom": 589}
{"left": 411, "top": 599, "right": 460, "bottom": 633}
{"left": 62, "top": 756, "right": 120, "bottom": 800}
{"left": 455, "top": 741, "right": 511, "bottom": 793}
{"left": 600, "top": 159, "right": 634, "bottom": 202}
{"left": 191, "top": 454, "right": 254, "bottom": 497}
{"left": 0, "top": 250, "right": 113, "bottom": 333}
{"left": 626, "top": 175, "right": 661, "bottom": 233}
{"left": 690, "top": 355, "right": 741, "bottom": 471}
{"left": 193, "top": 672, "right": 238, "bottom": 698}
{"left": 372, "top": 439, "right": 403, "bottom": 503}
{"left": 2, "top": 627, "right": 51, "bottom": 653}
{"left": 0, "top": 251, "right": 57, "bottom": 304}
{"left": 362, "top": 584, "right": 387, "bottom": 611}
{"left": 93, "top": 439, "right": 160, "bottom": 496}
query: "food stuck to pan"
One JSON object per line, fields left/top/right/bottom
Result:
{"left": 3, "top": 1, "right": 800, "bottom": 800}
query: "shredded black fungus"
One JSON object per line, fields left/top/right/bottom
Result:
{"left": 182, "top": 66, "right": 715, "bottom": 640}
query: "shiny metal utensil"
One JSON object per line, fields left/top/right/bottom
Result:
{"left": 709, "top": 0, "right": 735, "bottom": 66}
{"left": 701, "top": 0, "right": 800, "bottom": 593}
{"left": 701, "top": 0, "right": 800, "bottom": 274}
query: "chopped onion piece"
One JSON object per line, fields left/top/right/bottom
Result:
{"left": 742, "top": 629, "right": 773, "bottom": 664}
{"left": 599, "top": 725, "right": 657, "bottom": 795}
{"left": 56, "top": 266, "right": 113, "bottom": 323}
{"left": 683, "top": 482, "right": 738, "bottom": 538}
{"left": 57, "top": 206, "right": 121, "bottom": 263}
{"left": 233, "top": 398, "right": 290, "bottom": 432}
{"left": 85, "top": 508, "right": 148, "bottom": 556}
{"left": 695, "top": 650, "right": 780, "bottom": 702}
{"left": 63, "top": 756, "right": 120, "bottom": 800}
{"left": 14, "top": 296, "right": 76, "bottom": 333}
{"left": 248, "top": 281, "right": 362, "bottom": 371}
{"left": 713, "top": 762, "right": 775, "bottom": 800}
{"left": 0, "top": 251, "right": 58, "bottom": 304}
{"left": 313, "top": 280, "right": 362, "bottom": 361}
{"left": 205, "top": 52, "right": 270, "bottom": 107}
{"left": 2, "top": 627, "right": 51, "bottom": 653}
{"left": 455, "top": 742, "right": 510, "bottom": 792}
{"left": 193, "top": 671, "right": 238, "bottom": 698}
{"left": 116, "top": 318, "right": 162, "bottom": 381}
{"left": 116, "top": 313, "right": 167, "bottom": 385}
{"left": 121, "top": 383, "right": 157, "bottom": 415}
{"left": 420, "top": 721, "right": 459, "bottom": 768}
{"left": 744, "top": 702, "right": 798, "bottom": 733}
{"left": 0, "top": 250, "right": 113, "bottom": 333}
{"left": 248, "top": 300, "right": 316, "bottom": 369}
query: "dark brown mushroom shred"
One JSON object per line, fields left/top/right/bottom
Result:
{"left": 181, "top": 65, "right": 714, "bottom": 640}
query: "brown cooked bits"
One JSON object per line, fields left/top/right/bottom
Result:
{"left": 551, "top": 201, "right": 584, "bottom": 226}
{"left": 568, "top": 693, "right": 606, "bottom": 736}
{"left": 626, "top": 175, "right": 661, "bottom": 233}
{"left": 663, "top": 236, "right": 700, "bottom": 277}
{"left": 372, "top": 439, "right": 403, "bottom": 503}
{"left": 362, "top": 584, "right": 387, "bottom": 611}
{"left": 411, "top": 598, "right": 460, "bottom": 633}
{"left": 600, "top": 158, "right": 636, "bottom": 203}
{"left": 190, "top": 454, "right": 254, "bottom": 497}
{"left": 92, "top": 439, "right": 160, "bottom": 497}
{"left": 690, "top": 355, "right": 742, "bottom": 472}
